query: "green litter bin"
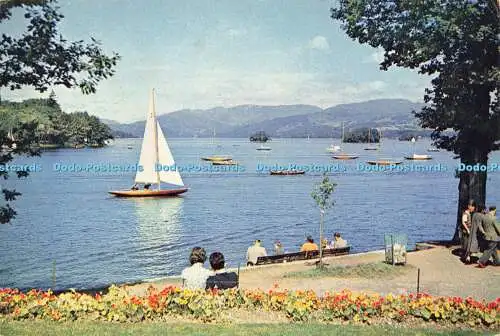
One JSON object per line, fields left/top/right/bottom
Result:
{"left": 384, "top": 234, "right": 408, "bottom": 265}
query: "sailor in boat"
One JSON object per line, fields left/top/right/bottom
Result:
{"left": 144, "top": 183, "right": 151, "bottom": 190}
{"left": 130, "top": 183, "right": 139, "bottom": 191}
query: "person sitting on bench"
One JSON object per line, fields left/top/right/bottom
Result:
{"left": 300, "top": 236, "right": 318, "bottom": 252}
{"left": 246, "top": 239, "right": 267, "bottom": 266}
{"left": 329, "top": 232, "right": 347, "bottom": 249}
{"left": 206, "top": 252, "right": 238, "bottom": 290}
{"left": 274, "top": 240, "right": 284, "bottom": 255}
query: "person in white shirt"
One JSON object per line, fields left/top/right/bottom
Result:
{"left": 329, "top": 232, "right": 347, "bottom": 249}
{"left": 246, "top": 240, "right": 267, "bottom": 266}
{"left": 181, "top": 247, "right": 212, "bottom": 289}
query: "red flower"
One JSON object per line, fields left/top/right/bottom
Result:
{"left": 487, "top": 302, "right": 497, "bottom": 310}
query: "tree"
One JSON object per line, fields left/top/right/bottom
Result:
{"left": 343, "top": 128, "right": 380, "bottom": 143}
{"left": 0, "top": 0, "right": 120, "bottom": 224}
{"left": 311, "top": 174, "right": 336, "bottom": 267}
{"left": 332, "top": 0, "right": 499, "bottom": 242}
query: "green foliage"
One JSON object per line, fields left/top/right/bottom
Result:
{"left": 0, "top": 99, "right": 113, "bottom": 147}
{"left": 0, "top": 321, "right": 489, "bottom": 336}
{"left": 0, "top": 0, "right": 120, "bottom": 94}
{"left": 0, "top": 120, "right": 39, "bottom": 224}
{"left": 0, "top": 0, "right": 119, "bottom": 224}
{"left": 0, "top": 98, "right": 112, "bottom": 224}
{"left": 0, "top": 287, "right": 497, "bottom": 328}
{"left": 250, "top": 131, "right": 270, "bottom": 142}
{"left": 331, "top": 0, "right": 499, "bottom": 240}
{"left": 284, "top": 262, "right": 414, "bottom": 279}
{"left": 311, "top": 175, "right": 336, "bottom": 211}
{"left": 343, "top": 128, "right": 380, "bottom": 143}
{"left": 331, "top": 0, "right": 498, "bottom": 153}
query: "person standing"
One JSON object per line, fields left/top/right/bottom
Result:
{"left": 477, "top": 206, "right": 499, "bottom": 268}
{"left": 462, "top": 204, "right": 485, "bottom": 263}
{"left": 461, "top": 200, "right": 475, "bottom": 250}
{"left": 246, "top": 240, "right": 267, "bottom": 266}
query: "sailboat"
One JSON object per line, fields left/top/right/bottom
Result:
{"left": 256, "top": 144, "right": 271, "bottom": 151}
{"left": 326, "top": 125, "right": 341, "bottom": 153}
{"left": 405, "top": 137, "right": 432, "bottom": 160}
{"left": 200, "top": 128, "right": 232, "bottom": 161}
{"left": 109, "top": 89, "right": 188, "bottom": 197}
{"left": 332, "top": 122, "right": 358, "bottom": 160}
{"left": 364, "top": 128, "right": 378, "bottom": 150}
{"left": 366, "top": 128, "right": 402, "bottom": 166}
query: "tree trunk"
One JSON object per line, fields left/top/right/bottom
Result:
{"left": 319, "top": 209, "right": 324, "bottom": 265}
{"left": 452, "top": 151, "right": 488, "bottom": 243}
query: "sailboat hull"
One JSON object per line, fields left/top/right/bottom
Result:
{"left": 108, "top": 188, "right": 188, "bottom": 197}
{"left": 366, "top": 160, "right": 402, "bottom": 166}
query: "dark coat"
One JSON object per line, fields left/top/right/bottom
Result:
{"left": 465, "top": 212, "right": 483, "bottom": 256}
{"left": 206, "top": 271, "right": 238, "bottom": 290}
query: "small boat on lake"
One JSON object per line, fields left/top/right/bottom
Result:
{"left": 326, "top": 144, "right": 341, "bottom": 153}
{"left": 326, "top": 121, "right": 345, "bottom": 153}
{"left": 427, "top": 148, "right": 439, "bottom": 152}
{"left": 405, "top": 137, "right": 432, "bottom": 160}
{"left": 364, "top": 128, "right": 379, "bottom": 150}
{"left": 212, "top": 160, "right": 239, "bottom": 166}
{"left": 127, "top": 144, "right": 133, "bottom": 149}
{"left": 332, "top": 153, "right": 359, "bottom": 160}
{"left": 405, "top": 154, "right": 432, "bottom": 160}
{"left": 109, "top": 89, "right": 188, "bottom": 198}
{"left": 201, "top": 156, "right": 232, "bottom": 162}
{"left": 256, "top": 145, "right": 271, "bottom": 151}
{"left": 270, "top": 170, "right": 305, "bottom": 175}
{"left": 366, "top": 159, "right": 402, "bottom": 166}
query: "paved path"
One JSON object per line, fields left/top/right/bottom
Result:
{"left": 128, "top": 247, "right": 499, "bottom": 300}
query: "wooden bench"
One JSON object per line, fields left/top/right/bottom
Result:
{"left": 255, "top": 246, "right": 351, "bottom": 266}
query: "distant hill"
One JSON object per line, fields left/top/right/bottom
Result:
{"left": 104, "top": 99, "right": 427, "bottom": 138}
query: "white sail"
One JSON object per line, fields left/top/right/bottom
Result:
{"left": 157, "top": 122, "right": 184, "bottom": 186}
{"left": 134, "top": 90, "right": 184, "bottom": 187}
{"left": 135, "top": 95, "right": 159, "bottom": 184}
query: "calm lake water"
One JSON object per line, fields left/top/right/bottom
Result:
{"left": 1, "top": 138, "right": 499, "bottom": 290}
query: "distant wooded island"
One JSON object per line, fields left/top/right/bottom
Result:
{"left": 0, "top": 96, "right": 113, "bottom": 148}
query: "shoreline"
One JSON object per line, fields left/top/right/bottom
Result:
{"left": 126, "top": 244, "right": 500, "bottom": 301}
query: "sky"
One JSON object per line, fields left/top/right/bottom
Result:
{"left": 2, "top": 0, "right": 431, "bottom": 123}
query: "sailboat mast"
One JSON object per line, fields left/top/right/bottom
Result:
{"left": 341, "top": 122, "right": 344, "bottom": 143}
{"left": 151, "top": 89, "right": 161, "bottom": 191}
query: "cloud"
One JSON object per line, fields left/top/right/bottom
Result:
{"left": 2, "top": 69, "right": 424, "bottom": 123}
{"left": 364, "top": 49, "right": 385, "bottom": 63}
{"left": 308, "top": 35, "right": 329, "bottom": 51}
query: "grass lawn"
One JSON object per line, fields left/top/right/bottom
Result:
{"left": 0, "top": 321, "right": 492, "bottom": 336}
{"left": 284, "top": 262, "right": 414, "bottom": 279}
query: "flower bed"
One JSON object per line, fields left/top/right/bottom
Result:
{"left": 0, "top": 285, "right": 498, "bottom": 328}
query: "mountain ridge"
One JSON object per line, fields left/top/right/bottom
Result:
{"left": 104, "top": 99, "right": 426, "bottom": 138}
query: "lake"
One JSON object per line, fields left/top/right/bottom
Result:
{"left": 0, "top": 138, "right": 499, "bottom": 290}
